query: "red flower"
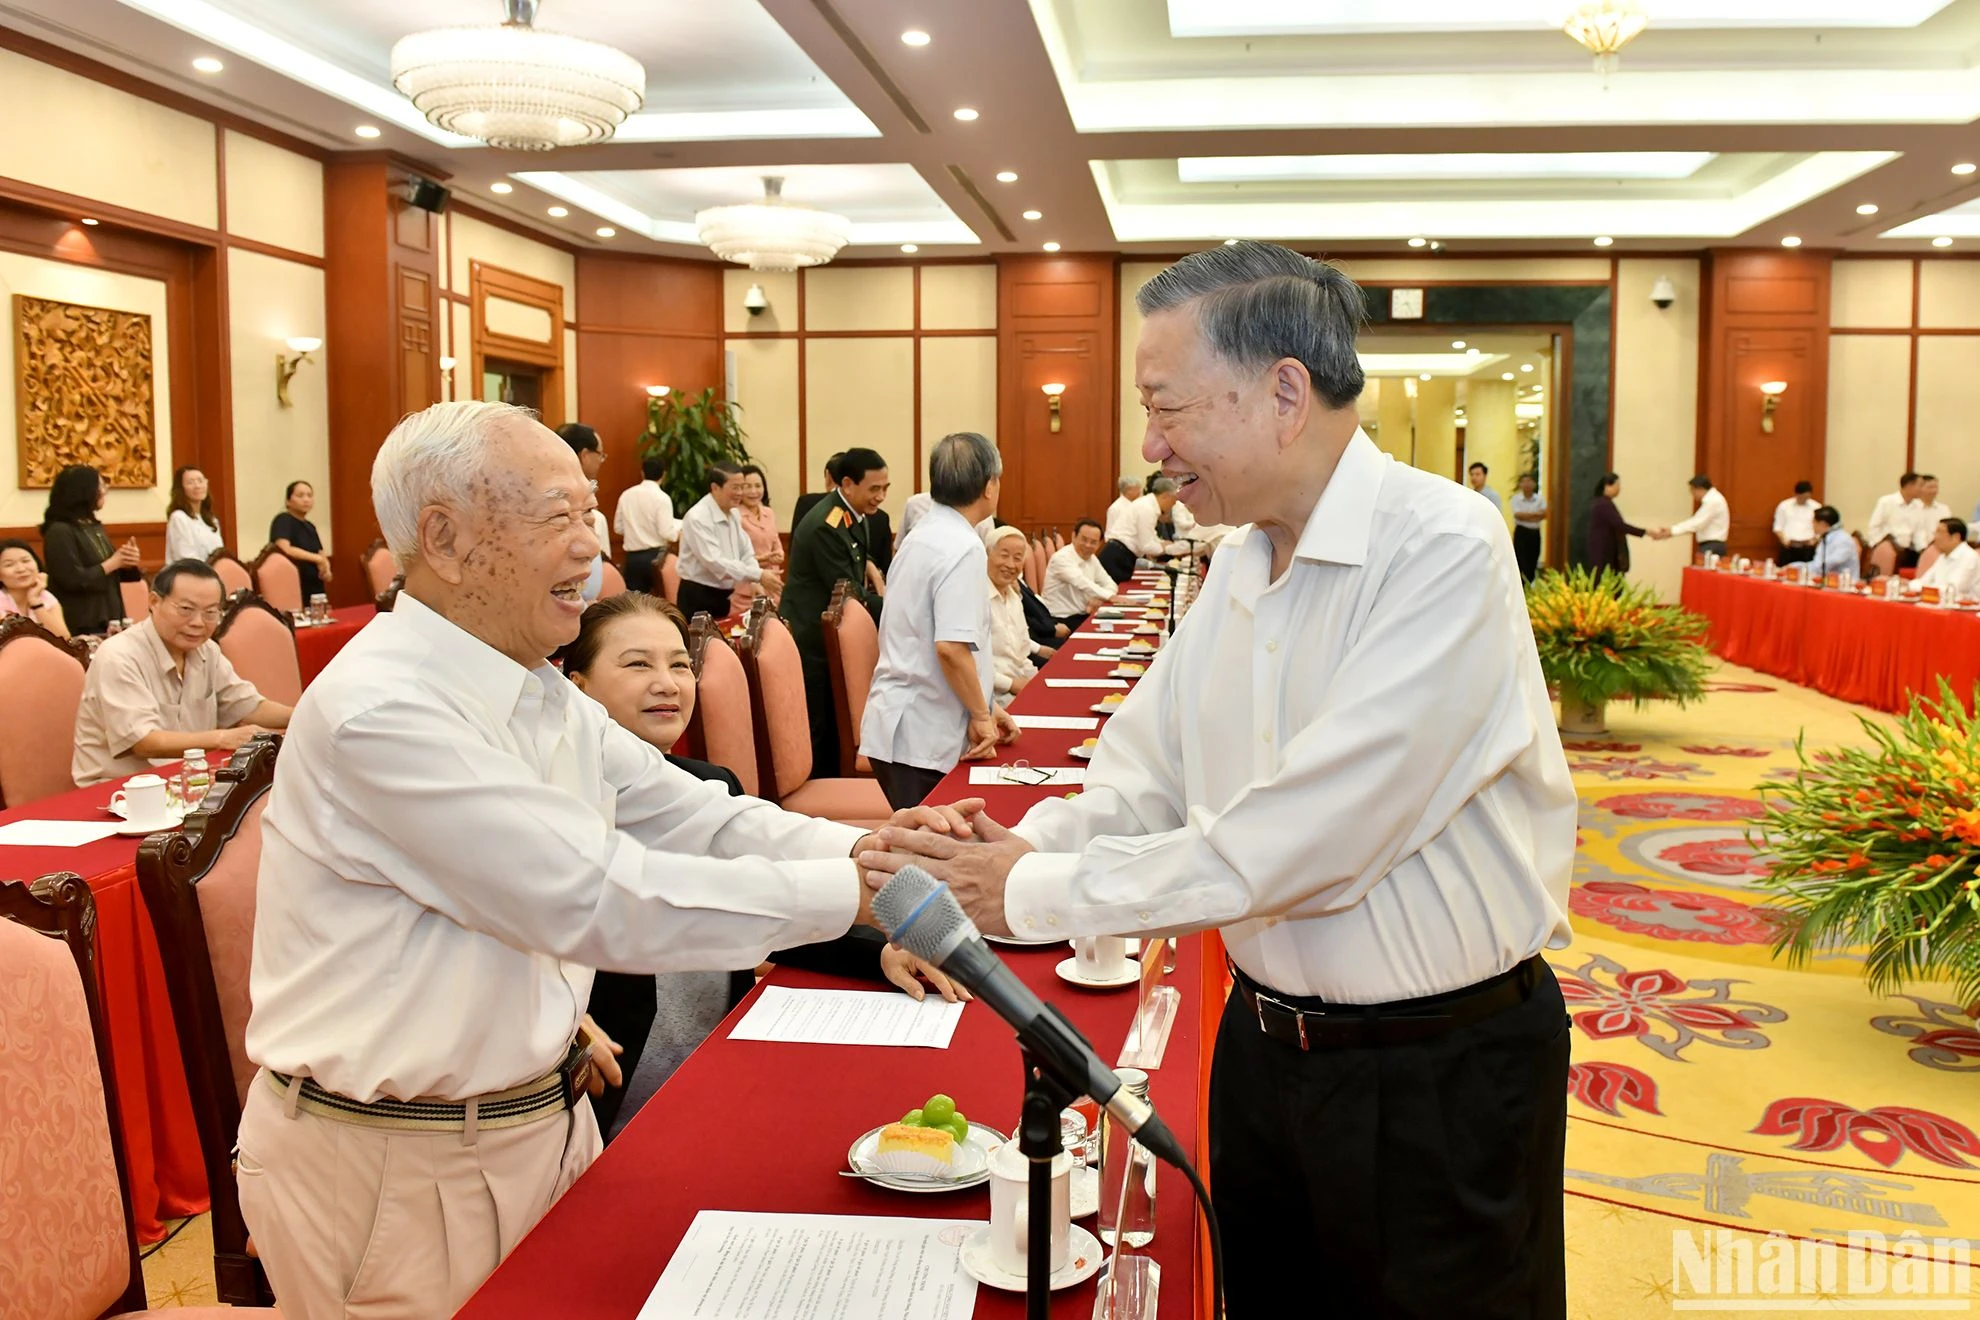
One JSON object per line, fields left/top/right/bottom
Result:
{"left": 1753, "top": 1097, "right": 1980, "bottom": 1169}
{"left": 1567, "top": 1061, "right": 1663, "bottom": 1117}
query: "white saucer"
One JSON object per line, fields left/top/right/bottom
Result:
{"left": 845, "top": 1121, "right": 1006, "bottom": 1193}
{"left": 1068, "top": 744, "right": 1096, "bottom": 760}
{"left": 1089, "top": 702, "right": 1125, "bottom": 716}
{"left": 1055, "top": 956, "right": 1138, "bottom": 989}
{"left": 959, "top": 1224, "right": 1105, "bottom": 1292}
{"left": 1106, "top": 668, "right": 1146, "bottom": 680}
{"left": 985, "top": 933, "right": 1065, "bottom": 949}
{"left": 106, "top": 803, "right": 186, "bottom": 835}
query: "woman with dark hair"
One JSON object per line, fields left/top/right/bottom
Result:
{"left": 1580, "top": 471, "right": 1646, "bottom": 578}
{"left": 561, "top": 593, "right": 961, "bottom": 1138}
{"left": 270, "top": 480, "right": 330, "bottom": 600}
{"left": 164, "top": 465, "right": 226, "bottom": 565}
{"left": 736, "top": 463, "right": 783, "bottom": 606}
{"left": 0, "top": 538, "right": 69, "bottom": 637}
{"left": 41, "top": 464, "right": 139, "bottom": 635}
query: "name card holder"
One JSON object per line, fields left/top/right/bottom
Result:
{"left": 1115, "top": 937, "right": 1180, "bottom": 1070}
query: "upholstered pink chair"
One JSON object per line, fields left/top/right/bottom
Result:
{"left": 685, "top": 621, "right": 760, "bottom": 798}
{"left": 1024, "top": 539, "right": 1046, "bottom": 595}
{"left": 361, "top": 538, "right": 398, "bottom": 598}
{"left": 0, "top": 873, "right": 280, "bottom": 1318}
{"left": 740, "top": 614, "right": 890, "bottom": 828}
{"left": 215, "top": 594, "right": 302, "bottom": 706}
{"left": 0, "top": 616, "right": 89, "bottom": 809}
{"left": 207, "top": 549, "right": 253, "bottom": 596}
{"left": 599, "top": 559, "right": 627, "bottom": 598}
{"left": 119, "top": 578, "right": 151, "bottom": 623}
{"left": 138, "top": 735, "right": 280, "bottom": 1306}
{"left": 822, "top": 588, "right": 879, "bottom": 777}
{"left": 659, "top": 551, "right": 682, "bottom": 603}
{"left": 250, "top": 544, "right": 304, "bottom": 615}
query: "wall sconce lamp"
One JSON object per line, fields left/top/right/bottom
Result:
{"left": 743, "top": 284, "right": 768, "bottom": 317}
{"left": 1041, "top": 382, "right": 1066, "bottom": 432}
{"left": 439, "top": 355, "right": 457, "bottom": 400}
{"left": 645, "top": 385, "right": 671, "bottom": 398}
{"left": 275, "top": 337, "right": 322, "bottom": 407}
{"left": 1759, "top": 380, "right": 1787, "bottom": 433}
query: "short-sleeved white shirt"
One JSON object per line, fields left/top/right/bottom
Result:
{"left": 859, "top": 504, "right": 993, "bottom": 773}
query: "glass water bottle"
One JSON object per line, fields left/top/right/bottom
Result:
{"left": 1098, "top": 1068, "right": 1157, "bottom": 1248}
{"left": 179, "top": 750, "right": 211, "bottom": 810}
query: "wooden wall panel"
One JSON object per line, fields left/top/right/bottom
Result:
{"left": 1697, "top": 250, "right": 1831, "bottom": 560}
{"left": 996, "top": 256, "right": 1116, "bottom": 537}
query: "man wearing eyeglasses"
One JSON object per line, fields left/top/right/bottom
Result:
{"left": 72, "top": 558, "right": 292, "bottom": 786}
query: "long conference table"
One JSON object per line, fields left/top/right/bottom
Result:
{"left": 460, "top": 570, "right": 1220, "bottom": 1319}
{"left": 1679, "top": 567, "right": 1980, "bottom": 714}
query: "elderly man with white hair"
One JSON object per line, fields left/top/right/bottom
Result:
{"left": 235, "top": 401, "right": 976, "bottom": 1320}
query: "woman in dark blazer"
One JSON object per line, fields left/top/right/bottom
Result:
{"left": 1581, "top": 471, "right": 1646, "bottom": 578}
{"left": 40, "top": 464, "right": 141, "bottom": 634}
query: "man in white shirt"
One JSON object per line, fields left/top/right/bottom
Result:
{"left": 1915, "top": 517, "right": 1979, "bottom": 600}
{"left": 1466, "top": 460, "right": 1503, "bottom": 513}
{"left": 1654, "top": 474, "right": 1730, "bottom": 556}
{"left": 237, "top": 402, "right": 972, "bottom": 1320}
{"left": 1510, "top": 471, "right": 1547, "bottom": 581}
{"left": 1773, "top": 480, "right": 1820, "bottom": 566}
{"left": 1807, "top": 505, "right": 1860, "bottom": 584}
{"left": 613, "top": 455, "right": 676, "bottom": 594}
{"left": 1907, "top": 474, "right": 1955, "bottom": 577}
{"left": 1867, "top": 471, "right": 1923, "bottom": 578}
{"left": 1041, "top": 520, "right": 1116, "bottom": 627}
{"left": 676, "top": 461, "right": 781, "bottom": 620}
{"left": 1127, "top": 478, "right": 1196, "bottom": 560}
{"left": 860, "top": 430, "right": 1019, "bottom": 810}
{"left": 556, "top": 423, "right": 613, "bottom": 558}
{"left": 865, "top": 243, "right": 1576, "bottom": 1315}
{"left": 1098, "top": 475, "right": 1144, "bottom": 582}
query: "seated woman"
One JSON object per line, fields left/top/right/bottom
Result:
{"left": 562, "top": 592, "right": 962, "bottom": 1138}
{"left": 984, "top": 525, "right": 1038, "bottom": 701}
{"left": 0, "top": 538, "right": 70, "bottom": 638}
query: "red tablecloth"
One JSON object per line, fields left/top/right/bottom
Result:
{"left": 295, "top": 604, "right": 376, "bottom": 686}
{"left": 0, "top": 773, "right": 208, "bottom": 1243}
{"left": 1680, "top": 569, "right": 1980, "bottom": 713}
{"left": 458, "top": 575, "right": 1211, "bottom": 1318}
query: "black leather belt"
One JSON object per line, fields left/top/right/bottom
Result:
{"left": 269, "top": 1036, "right": 594, "bottom": 1132}
{"left": 1231, "top": 957, "right": 1541, "bottom": 1051}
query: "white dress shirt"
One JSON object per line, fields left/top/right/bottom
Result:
{"left": 676, "top": 493, "right": 764, "bottom": 590}
{"left": 613, "top": 481, "right": 678, "bottom": 552}
{"left": 1773, "top": 496, "right": 1818, "bottom": 545}
{"left": 1913, "top": 501, "right": 1954, "bottom": 550}
{"left": 1104, "top": 495, "right": 1139, "bottom": 546}
{"left": 1670, "top": 487, "right": 1731, "bottom": 542}
{"left": 247, "top": 593, "right": 863, "bottom": 1102}
{"left": 1042, "top": 545, "right": 1116, "bottom": 618}
{"left": 1510, "top": 492, "right": 1547, "bottom": 527}
{"left": 1127, "top": 494, "right": 1193, "bottom": 558}
{"left": 1004, "top": 432, "right": 1576, "bottom": 1003}
{"left": 165, "top": 509, "right": 224, "bottom": 565}
{"left": 1867, "top": 492, "right": 1906, "bottom": 547}
{"left": 860, "top": 504, "right": 992, "bottom": 774}
{"left": 1917, "top": 541, "right": 1980, "bottom": 600}
{"left": 587, "top": 509, "right": 611, "bottom": 558}
{"left": 899, "top": 492, "right": 934, "bottom": 543}
{"left": 1867, "top": 492, "right": 1945, "bottom": 551}
{"left": 988, "top": 582, "right": 1037, "bottom": 698}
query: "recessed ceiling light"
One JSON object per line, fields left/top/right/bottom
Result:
{"left": 547, "top": 206, "right": 569, "bottom": 218}
{"left": 1419, "top": 373, "right": 1431, "bottom": 381}
{"left": 1953, "top": 163, "right": 1977, "bottom": 175}
{"left": 953, "top": 107, "right": 978, "bottom": 122}
{"left": 1856, "top": 202, "right": 1879, "bottom": 215}
{"left": 1780, "top": 235, "right": 1802, "bottom": 247}
{"left": 1502, "top": 372, "right": 1515, "bottom": 381}
{"left": 1042, "top": 241, "right": 1061, "bottom": 252}
{"left": 995, "top": 171, "right": 1018, "bottom": 183}
{"left": 1450, "top": 340, "right": 1466, "bottom": 349}
{"left": 595, "top": 226, "right": 615, "bottom": 238}
{"left": 490, "top": 181, "right": 514, "bottom": 194}
{"left": 1466, "top": 348, "right": 1481, "bottom": 357}
{"left": 80, "top": 217, "right": 99, "bottom": 226}
{"left": 1933, "top": 236, "right": 1955, "bottom": 247}
{"left": 901, "top": 29, "right": 931, "bottom": 46}
{"left": 1593, "top": 236, "right": 1614, "bottom": 247}
{"left": 1520, "top": 362, "right": 1534, "bottom": 372}
{"left": 1022, "top": 210, "right": 1042, "bottom": 221}
{"left": 1408, "top": 237, "right": 1427, "bottom": 248}
{"left": 354, "top": 125, "right": 381, "bottom": 138}
{"left": 192, "top": 56, "right": 223, "bottom": 74}
{"left": 901, "top": 243, "right": 919, "bottom": 253}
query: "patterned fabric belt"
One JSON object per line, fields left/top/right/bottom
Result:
{"left": 1230, "top": 957, "right": 1540, "bottom": 1052}
{"left": 267, "top": 1038, "right": 592, "bottom": 1133}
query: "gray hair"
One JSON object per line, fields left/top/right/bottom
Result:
{"left": 929, "top": 431, "right": 1002, "bottom": 508}
{"left": 371, "top": 400, "right": 537, "bottom": 564}
{"left": 1118, "top": 476, "right": 1142, "bottom": 496}
{"left": 1148, "top": 476, "right": 1178, "bottom": 495}
{"left": 1135, "top": 241, "right": 1367, "bottom": 409}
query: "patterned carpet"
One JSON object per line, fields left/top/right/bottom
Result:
{"left": 142, "top": 662, "right": 1980, "bottom": 1313}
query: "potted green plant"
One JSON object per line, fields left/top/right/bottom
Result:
{"left": 638, "top": 386, "right": 753, "bottom": 513}
{"left": 1525, "top": 567, "right": 1713, "bottom": 734}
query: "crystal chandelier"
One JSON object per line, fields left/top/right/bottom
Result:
{"left": 696, "top": 177, "right": 852, "bottom": 272}
{"left": 1562, "top": 0, "right": 1649, "bottom": 80}
{"left": 391, "top": 0, "right": 645, "bottom": 151}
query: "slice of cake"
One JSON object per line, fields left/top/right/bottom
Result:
{"left": 877, "top": 1122, "right": 956, "bottom": 1162}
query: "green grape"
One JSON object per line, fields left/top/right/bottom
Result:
{"left": 921, "top": 1094, "right": 956, "bottom": 1126}
{"left": 903, "top": 1108, "right": 925, "bottom": 1127}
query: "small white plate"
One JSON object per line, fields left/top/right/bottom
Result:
{"left": 106, "top": 803, "right": 186, "bottom": 834}
{"left": 845, "top": 1121, "right": 1006, "bottom": 1193}
{"left": 959, "top": 1224, "right": 1105, "bottom": 1292}
{"left": 1107, "top": 668, "right": 1146, "bottom": 680}
{"left": 985, "top": 933, "right": 1065, "bottom": 948}
{"left": 1068, "top": 744, "right": 1096, "bottom": 760}
{"left": 1055, "top": 956, "right": 1138, "bottom": 989}
{"left": 1089, "top": 702, "right": 1125, "bottom": 716}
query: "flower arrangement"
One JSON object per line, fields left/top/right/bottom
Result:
{"left": 1526, "top": 568, "right": 1714, "bottom": 723}
{"left": 1754, "top": 681, "right": 1980, "bottom": 1006}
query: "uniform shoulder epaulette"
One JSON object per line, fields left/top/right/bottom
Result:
{"left": 826, "top": 506, "right": 847, "bottom": 528}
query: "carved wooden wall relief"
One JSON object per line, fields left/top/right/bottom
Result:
{"left": 13, "top": 295, "right": 158, "bottom": 489}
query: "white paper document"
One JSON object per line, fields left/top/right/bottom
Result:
{"left": 967, "top": 765, "right": 1086, "bottom": 785}
{"left": 1044, "top": 678, "right": 1127, "bottom": 688}
{"left": 0, "top": 819, "right": 123, "bottom": 847}
{"left": 1011, "top": 714, "right": 1100, "bottom": 730}
{"left": 640, "top": 1210, "right": 980, "bottom": 1320}
{"left": 729, "top": 987, "right": 964, "bottom": 1048}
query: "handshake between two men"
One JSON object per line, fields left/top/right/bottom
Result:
{"left": 855, "top": 799, "right": 1034, "bottom": 941}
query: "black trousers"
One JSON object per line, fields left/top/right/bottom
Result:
{"left": 1098, "top": 540, "right": 1137, "bottom": 583}
{"left": 1696, "top": 540, "right": 1728, "bottom": 558}
{"left": 676, "top": 579, "right": 734, "bottom": 621}
{"left": 623, "top": 548, "right": 662, "bottom": 594}
{"left": 583, "top": 970, "right": 656, "bottom": 1140}
{"left": 1209, "top": 964, "right": 1570, "bottom": 1319}
{"left": 800, "top": 649, "right": 841, "bottom": 781}
{"left": 1775, "top": 543, "right": 1816, "bottom": 566}
{"left": 1513, "top": 524, "right": 1542, "bottom": 582}
{"left": 869, "top": 757, "right": 948, "bottom": 810}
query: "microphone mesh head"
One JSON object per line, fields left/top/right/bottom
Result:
{"left": 887, "top": 871, "right": 977, "bottom": 964}
{"left": 871, "top": 866, "right": 939, "bottom": 939}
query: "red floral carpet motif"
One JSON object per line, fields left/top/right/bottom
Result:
{"left": 1561, "top": 740, "right": 1643, "bottom": 753}
{"left": 1599, "top": 792, "right": 1765, "bottom": 822}
{"left": 1870, "top": 997, "right": 1980, "bottom": 1074}
{"left": 1552, "top": 952, "right": 1786, "bottom": 1060}
{"left": 1568, "top": 755, "right": 1703, "bottom": 781}
{"left": 1679, "top": 744, "right": 1771, "bottom": 758}
{"left": 1752, "top": 1097, "right": 1980, "bottom": 1169}
{"left": 1567, "top": 1060, "right": 1663, "bottom": 1117}
{"left": 1571, "top": 880, "right": 1784, "bottom": 945}
{"left": 1655, "top": 837, "right": 1773, "bottom": 880}
{"left": 1703, "top": 680, "right": 1778, "bottom": 693}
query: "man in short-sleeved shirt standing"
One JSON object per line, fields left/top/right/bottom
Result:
{"left": 73, "top": 559, "right": 291, "bottom": 786}
{"left": 859, "top": 431, "right": 1018, "bottom": 810}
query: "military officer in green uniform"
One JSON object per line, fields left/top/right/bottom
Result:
{"left": 780, "top": 447, "right": 892, "bottom": 780}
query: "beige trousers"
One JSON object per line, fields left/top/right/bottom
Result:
{"left": 235, "top": 1071, "right": 600, "bottom": 1320}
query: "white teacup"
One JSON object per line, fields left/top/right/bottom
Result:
{"left": 987, "top": 1142, "right": 1071, "bottom": 1277}
{"left": 1074, "top": 935, "right": 1132, "bottom": 980}
{"left": 110, "top": 773, "right": 173, "bottom": 827}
